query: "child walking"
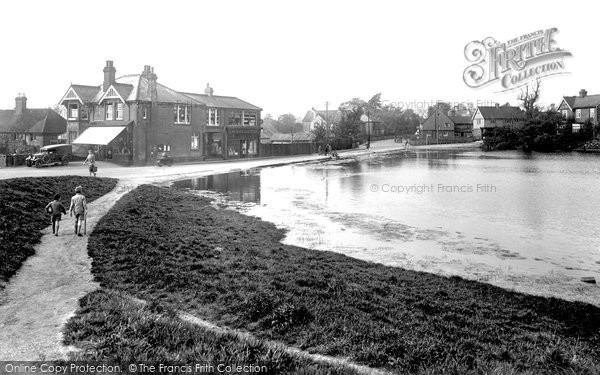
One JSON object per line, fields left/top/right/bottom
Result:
{"left": 45, "top": 194, "right": 67, "bottom": 236}
{"left": 69, "top": 186, "right": 87, "bottom": 237}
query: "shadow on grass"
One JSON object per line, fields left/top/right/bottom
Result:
{"left": 78, "top": 185, "right": 600, "bottom": 374}
{"left": 0, "top": 176, "right": 117, "bottom": 288}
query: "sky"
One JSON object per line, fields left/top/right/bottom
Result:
{"left": 0, "top": 0, "right": 598, "bottom": 120}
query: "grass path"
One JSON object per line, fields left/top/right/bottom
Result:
{"left": 0, "top": 181, "right": 134, "bottom": 360}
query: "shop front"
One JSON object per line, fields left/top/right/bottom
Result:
{"left": 204, "top": 131, "right": 224, "bottom": 159}
{"left": 226, "top": 128, "right": 260, "bottom": 159}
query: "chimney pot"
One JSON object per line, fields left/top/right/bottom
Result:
{"left": 15, "top": 94, "right": 27, "bottom": 116}
{"left": 103, "top": 60, "right": 116, "bottom": 91}
{"left": 205, "top": 83, "right": 214, "bottom": 96}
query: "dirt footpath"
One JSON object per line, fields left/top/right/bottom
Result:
{"left": 0, "top": 181, "right": 134, "bottom": 360}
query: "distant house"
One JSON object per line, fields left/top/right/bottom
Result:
{"left": 421, "top": 108, "right": 473, "bottom": 142}
{"left": 472, "top": 104, "right": 526, "bottom": 140}
{"left": 301, "top": 108, "right": 342, "bottom": 132}
{"left": 557, "top": 89, "right": 599, "bottom": 132}
{"left": 0, "top": 94, "right": 66, "bottom": 153}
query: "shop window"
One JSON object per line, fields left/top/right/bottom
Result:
{"left": 174, "top": 104, "right": 191, "bottom": 124}
{"left": 204, "top": 133, "right": 223, "bottom": 156}
{"left": 228, "top": 111, "right": 242, "bottom": 126}
{"left": 106, "top": 103, "right": 114, "bottom": 120}
{"left": 208, "top": 108, "right": 220, "bottom": 126}
{"left": 247, "top": 140, "right": 258, "bottom": 155}
{"left": 243, "top": 112, "right": 256, "bottom": 126}
{"left": 68, "top": 104, "right": 78, "bottom": 120}
{"left": 116, "top": 103, "right": 123, "bottom": 120}
{"left": 191, "top": 134, "right": 200, "bottom": 150}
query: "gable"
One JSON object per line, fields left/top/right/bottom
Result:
{"left": 98, "top": 85, "right": 126, "bottom": 103}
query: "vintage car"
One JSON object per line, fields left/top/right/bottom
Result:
{"left": 156, "top": 151, "right": 173, "bottom": 167}
{"left": 28, "top": 144, "right": 72, "bottom": 168}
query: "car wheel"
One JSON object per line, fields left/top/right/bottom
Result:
{"left": 62, "top": 157, "right": 69, "bottom": 165}
{"left": 35, "top": 160, "right": 42, "bottom": 168}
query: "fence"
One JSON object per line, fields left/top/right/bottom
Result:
{"left": 260, "top": 142, "right": 317, "bottom": 157}
{"left": 409, "top": 137, "right": 475, "bottom": 146}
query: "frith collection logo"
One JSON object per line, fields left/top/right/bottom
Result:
{"left": 463, "top": 28, "right": 572, "bottom": 92}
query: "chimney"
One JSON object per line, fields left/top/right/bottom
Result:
{"left": 579, "top": 89, "right": 587, "bottom": 98}
{"left": 142, "top": 66, "right": 158, "bottom": 102}
{"left": 495, "top": 103, "right": 500, "bottom": 108}
{"left": 15, "top": 93, "right": 27, "bottom": 116}
{"left": 103, "top": 60, "right": 116, "bottom": 91}
{"left": 205, "top": 83, "right": 214, "bottom": 96}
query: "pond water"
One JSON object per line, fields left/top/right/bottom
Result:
{"left": 172, "top": 150, "right": 600, "bottom": 305}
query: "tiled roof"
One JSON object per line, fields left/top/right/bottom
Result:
{"left": 71, "top": 85, "right": 101, "bottom": 102}
{"left": 182, "top": 92, "right": 261, "bottom": 110}
{"left": 0, "top": 108, "right": 66, "bottom": 134}
{"left": 448, "top": 115, "right": 473, "bottom": 124}
{"left": 568, "top": 94, "right": 600, "bottom": 109}
{"left": 476, "top": 106, "right": 526, "bottom": 120}
{"left": 66, "top": 72, "right": 260, "bottom": 109}
{"left": 302, "top": 109, "right": 342, "bottom": 124}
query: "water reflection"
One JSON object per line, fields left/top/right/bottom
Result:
{"left": 172, "top": 169, "right": 261, "bottom": 203}
{"left": 172, "top": 150, "right": 600, "bottom": 305}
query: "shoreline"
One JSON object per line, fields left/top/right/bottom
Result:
{"left": 67, "top": 184, "right": 600, "bottom": 373}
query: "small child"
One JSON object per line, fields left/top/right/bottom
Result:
{"left": 45, "top": 193, "right": 67, "bottom": 236}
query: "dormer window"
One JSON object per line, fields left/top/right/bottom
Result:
{"left": 68, "top": 103, "right": 78, "bottom": 120}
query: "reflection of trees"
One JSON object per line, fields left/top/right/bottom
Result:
{"left": 173, "top": 171, "right": 261, "bottom": 203}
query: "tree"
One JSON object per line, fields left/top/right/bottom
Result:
{"left": 427, "top": 101, "right": 452, "bottom": 118}
{"left": 311, "top": 123, "right": 328, "bottom": 145}
{"left": 518, "top": 78, "right": 541, "bottom": 119}
{"left": 336, "top": 98, "right": 365, "bottom": 140}
{"left": 272, "top": 114, "right": 303, "bottom": 134}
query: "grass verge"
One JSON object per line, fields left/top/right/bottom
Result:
{"left": 77, "top": 185, "right": 600, "bottom": 374}
{"left": 0, "top": 176, "right": 117, "bottom": 287}
{"left": 64, "top": 289, "right": 359, "bottom": 374}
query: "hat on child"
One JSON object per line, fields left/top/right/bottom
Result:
{"left": 75, "top": 186, "right": 83, "bottom": 193}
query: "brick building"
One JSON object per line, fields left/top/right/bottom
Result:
{"left": 0, "top": 94, "right": 66, "bottom": 153}
{"left": 59, "top": 61, "right": 261, "bottom": 164}
{"left": 557, "top": 89, "right": 600, "bottom": 132}
{"left": 421, "top": 108, "right": 473, "bottom": 142}
{"left": 472, "top": 104, "right": 526, "bottom": 140}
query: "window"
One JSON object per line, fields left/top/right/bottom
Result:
{"left": 68, "top": 104, "right": 78, "bottom": 120}
{"left": 576, "top": 109, "right": 581, "bottom": 119}
{"left": 243, "top": 111, "right": 257, "bottom": 126}
{"left": 191, "top": 134, "right": 200, "bottom": 150}
{"left": 30, "top": 134, "right": 37, "bottom": 141}
{"left": 116, "top": 103, "right": 123, "bottom": 120}
{"left": 142, "top": 106, "right": 148, "bottom": 119}
{"left": 443, "top": 131, "right": 449, "bottom": 137}
{"left": 562, "top": 110, "right": 568, "bottom": 118}
{"left": 157, "top": 144, "right": 171, "bottom": 152}
{"left": 106, "top": 103, "right": 114, "bottom": 120}
{"left": 68, "top": 131, "right": 78, "bottom": 143}
{"left": 208, "top": 108, "right": 220, "bottom": 126}
{"left": 80, "top": 106, "right": 88, "bottom": 120}
{"left": 444, "top": 122, "right": 451, "bottom": 128}
{"left": 491, "top": 119, "right": 496, "bottom": 124}
{"left": 228, "top": 111, "right": 242, "bottom": 126}
{"left": 591, "top": 108, "right": 596, "bottom": 120}
{"left": 174, "top": 104, "right": 191, "bottom": 124}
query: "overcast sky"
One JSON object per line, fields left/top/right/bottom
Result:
{"left": 0, "top": 0, "right": 597, "bottom": 119}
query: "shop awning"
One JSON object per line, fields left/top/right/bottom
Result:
{"left": 72, "top": 126, "right": 126, "bottom": 145}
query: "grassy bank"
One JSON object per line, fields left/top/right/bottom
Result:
{"left": 0, "top": 176, "right": 117, "bottom": 287}
{"left": 77, "top": 185, "right": 600, "bottom": 374}
{"left": 64, "top": 290, "right": 358, "bottom": 374}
